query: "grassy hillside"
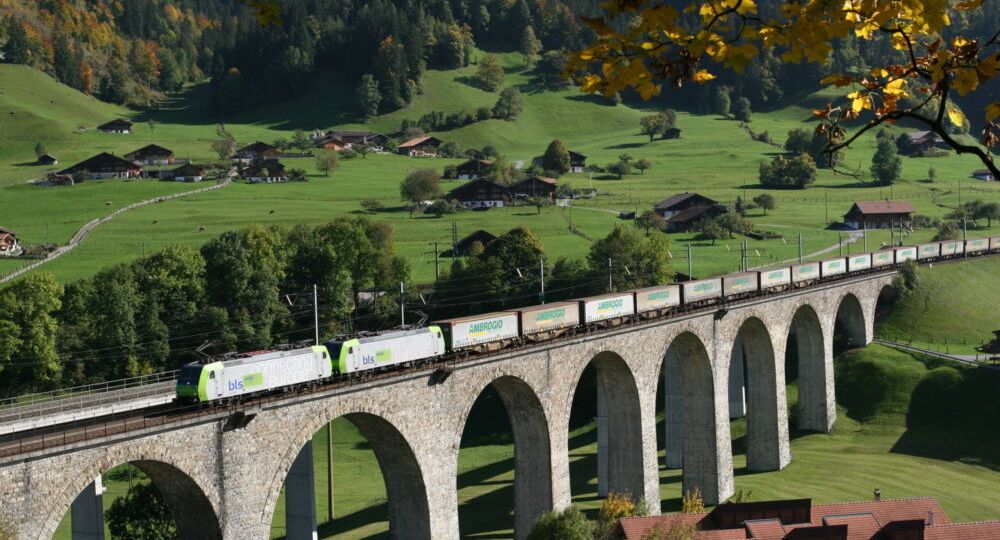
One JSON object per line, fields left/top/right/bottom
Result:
{"left": 877, "top": 256, "right": 1000, "bottom": 354}
{"left": 2, "top": 57, "right": 1000, "bottom": 285}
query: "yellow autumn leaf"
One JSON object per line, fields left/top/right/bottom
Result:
{"left": 954, "top": 0, "right": 983, "bottom": 9}
{"left": 987, "top": 102, "right": 1000, "bottom": 122}
{"left": 581, "top": 74, "right": 603, "bottom": 93}
{"left": 692, "top": 70, "right": 716, "bottom": 83}
{"left": 641, "top": 41, "right": 660, "bottom": 50}
{"left": 952, "top": 37, "right": 970, "bottom": 49}
{"left": 883, "top": 78, "right": 908, "bottom": 97}
{"left": 947, "top": 108, "right": 965, "bottom": 126}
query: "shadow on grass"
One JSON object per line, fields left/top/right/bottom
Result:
{"left": 605, "top": 142, "right": 647, "bottom": 149}
{"left": 890, "top": 428, "right": 1000, "bottom": 471}
{"left": 459, "top": 483, "right": 516, "bottom": 538}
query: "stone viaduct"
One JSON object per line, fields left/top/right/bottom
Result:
{"left": 0, "top": 272, "right": 893, "bottom": 540}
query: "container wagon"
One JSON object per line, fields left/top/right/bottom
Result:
{"left": 847, "top": 254, "right": 872, "bottom": 272}
{"left": 436, "top": 312, "right": 520, "bottom": 352}
{"left": 871, "top": 250, "right": 894, "bottom": 268}
{"left": 820, "top": 258, "right": 846, "bottom": 278}
{"left": 758, "top": 268, "right": 792, "bottom": 291}
{"left": 940, "top": 240, "right": 963, "bottom": 257}
{"left": 991, "top": 237, "right": 1000, "bottom": 252}
{"left": 682, "top": 278, "right": 723, "bottom": 307}
{"left": 791, "top": 262, "right": 820, "bottom": 286}
{"left": 966, "top": 238, "right": 989, "bottom": 254}
{"left": 516, "top": 302, "right": 580, "bottom": 340}
{"left": 325, "top": 327, "right": 445, "bottom": 375}
{"left": 634, "top": 285, "right": 681, "bottom": 318}
{"left": 177, "top": 346, "right": 331, "bottom": 402}
{"left": 894, "top": 246, "right": 917, "bottom": 263}
{"left": 723, "top": 272, "right": 759, "bottom": 299}
{"left": 580, "top": 293, "right": 635, "bottom": 327}
{"left": 917, "top": 243, "right": 941, "bottom": 260}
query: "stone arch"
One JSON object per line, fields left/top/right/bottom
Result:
{"left": 789, "top": 303, "right": 835, "bottom": 432}
{"left": 457, "top": 375, "right": 552, "bottom": 540}
{"left": 567, "top": 350, "right": 645, "bottom": 502}
{"left": 873, "top": 283, "right": 899, "bottom": 329}
{"left": 834, "top": 292, "right": 868, "bottom": 352}
{"left": 263, "top": 410, "right": 431, "bottom": 540}
{"left": 41, "top": 455, "right": 221, "bottom": 540}
{"left": 731, "top": 316, "right": 790, "bottom": 471}
{"left": 664, "top": 332, "right": 733, "bottom": 505}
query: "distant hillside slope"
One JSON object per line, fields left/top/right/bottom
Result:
{"left": 877, "top": 256, "right": 1000, "bottom": 353}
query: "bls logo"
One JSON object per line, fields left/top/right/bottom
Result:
{"left": 228, "top": 380, "right": 244, "bottom": 391}
{"left": 361, "top": 355, "right": 376, "bottom": 366}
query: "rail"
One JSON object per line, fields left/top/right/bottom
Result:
{"left": 0, "top": 371, "right": 178, "bottom": 413}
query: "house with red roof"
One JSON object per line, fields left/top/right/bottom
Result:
{"left": 397, "top": 136, "right": 443, "bottom": 157}
{"left": 843, "top": 200, "right": 915, "bottom": 229}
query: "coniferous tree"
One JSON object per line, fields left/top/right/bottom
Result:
{"left": 520, "top": 26, "right": 542, "bottom": 66}
{"left": 542, "top": 139, "right": 571, "bottom": 174}
{"left": 473, "top": 53, "right": 505, "bottom": 91}
{"left": 3, "top": 18, "right": 31, "bottom": 64}
{"left": 356, "top": 74, "right": 381, "bottom": 118}
{"left": 871, "top": 138, "right": 902, "bottom": 185}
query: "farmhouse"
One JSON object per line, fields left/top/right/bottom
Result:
{"left": 665, "top": 204, "right": 727, "bottom": 232}
{"left": 904, "top": 130, "right": 946, "bottom": 154}
{"left": 234, "top": 141, "right": 281, "bottom": 163}
{"left": 531, "top": 150, "right": 588, "bottom": 173}
{"left": 398, "top": 136, "right": 442, "bottom": 157}
{"left": 972, "top": 169, "right": 995, "bottom": 181}
{"left": 169, "top": 163, "right": 207, "bottom": 182}
{"left": 36, "top": 154, "right": 58, "bottom": 166}
{"left": 59, "top": 152, "right": 142, "bottom": 180}
{"left": 616, "top": 497, "right": 1000, "bottom": 540}
{"left": 453, "top": 229, "right": 497, "bottom": 256}
{"left": 653, "top": 192, "right": 718, "bottom": 219}
{"left": 0, "top": 227, "right": 20, "bottom": 257}
{"left": 242, "top": 159, "right": 286, "bottom": 183}
{"left": 455, "top": 159, "right": 493, "bottom": 180}
{"left": 510, "top": 176, "right": 557, "bottom": 199}
{"left": 124, "top": 144, "right": 175, "bottom": 165}
{"left": 843, "top": 200, "right": 915, "bottom": 229}
{"left": 97, "top": 118, "right": 133, "bottom": 133}
{"left": 316, "top": 130, "right": 388, "bottom": 152}
{"left": 446, "top": 179, "right": 509, "bottom": 208}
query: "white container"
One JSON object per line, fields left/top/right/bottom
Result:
{"left": 517, "top": 302, "right": 580, "bottom": 336}
{"left": 209, "top": 346, "right": 330, "bottom": 400}
{"left": 634, "top": 285, "right": 681, "bottom": 313}
{"left": 327, "top": 327, "right": 445, "bottom": 374}
{"left": 682, "top": 278, "right": 722, "bottom": 303}
{"left": 991, "top": 237, "right": 1000, "bottom": 251}
{"left": 871, "top": 251, "right": 894, "bottom": 267}
{"left": 966, "top": 238, "right": 989, "bottom": 253}
{"left": 436, "top": 312, "right": 520, "bottom": 349}
{"left": 581, "top": 293, "right": 635, "bottom": 323}
{"left": 940, "top": 240, "right": 963, "bottom": 256}
{"left": 917, "top": 243, "right": 941, "bottom": 259}
{"left": 759, "top": 268, "right": 791, "bottom": 289}
{"left": 821, "top": 258, "right": 846, "bottom": 277}
{"left": 894, "top": 246, "right": 917, "bottom": 262}
{"left": 847, "top": 254, "right": 872, "bottom": 272}
{"left": 791, "top": 262, "right": 820, "bottom": 283}
{"left": 723, "top": 272, "right": 758, "bottom": 296}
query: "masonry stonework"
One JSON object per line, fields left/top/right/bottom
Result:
{"left": 0, "top": 274, "right": 893, "bottom": 540}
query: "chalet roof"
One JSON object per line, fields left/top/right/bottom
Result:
{"left": 846, "top": 200, "right": 915, "bottom": 216}
{"left": 125, "top": 144, "right": 174, "bottom": 158}
{"left": 456, "top": 159, "right": 493, "bottom": 170}
{"left": 238, "top": 141, "right": 278, "bottom": 155}
{"left": 398, "top": 135, "right": 441, "bottom": 149}
{"left": 446, "top": 179, "right": 509, "bottom": 200}
{"left": 59, "top": 152, "right": 141, "bottom": 174}
{"left": 971, "top": 169, "right": 994, "bottom": 177}
{"left": 172, "top": 163, "right": 206, "bottom": 175}
{"left": 454, "top": 230, "right": 497, "bottom": 254}
{"left": 666, "top": 204, "right": 726, "bottom": 224}
{"left": 907, "top": 130, "right": 943, "bottom": 143}
{"left": 654, "top": 192, "right": 718, "bottom": 210}
{"left": 619, "top": 498, "right": 961, "bottom": 540}
{"left": 36, "top": 154, "right": 58, "bottom": 163}
{"left": 243, "top": 159, "right": 285, "bottom": 177}
{"left": 568, "top": 150, "right": 586, "bottom": 160}
{"left": 98, "top": 118, "right": 133, "bottom": 129}
{"left": 325, "top": 130, "right": 383, "bottom": 139}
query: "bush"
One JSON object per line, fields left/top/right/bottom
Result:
{"left": 908, "top": 367, "right": 964, "bottom": 428}
{"left": 528, "top": 506, "right": 595, "bottom": 540}
{"left": 339, "top": 148, "right": 358, "bottom": 160}
{"left": 912, "top": 215, "right": 941, "bottom": 229}
{"left": 933, "top": 222, "right": 961, "bottom": 241}
{"left": 360, "top": 198, "right": 384, "bottom": 213}
{"left": 424, "top": 199, "right": 456, "bottom": 217}
{"left": 442, "top": 164, "right": 458, "bottom": 179}
{"left": 759, "top": 154, "right": 817, "bottom": 189}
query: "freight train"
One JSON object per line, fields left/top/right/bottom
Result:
{"left": 177, "top": 236, "right": 1000, "bottom": 403}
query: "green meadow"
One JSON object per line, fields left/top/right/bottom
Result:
{"left": 3, "top": 57, "right": 999, "bottom": 287}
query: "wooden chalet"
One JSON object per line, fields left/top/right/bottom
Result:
{"left": 169, "top": 163, "right": 207, "bottom": 182}
{"left": 453, "top": 229, "right": 497, "bottom": 256}
{"left": 978, "top": 330, "right": 1000, "bottom": 357}
{"left": 665, "top": 204, "right": 727, "bottom": 232}
{"left": 510, "top": 176, "right": 557, "bottom": 199}
{"left": 125, "top": 144, "right": 175, "bottom": 166}
{"left": 398, "top": 136, "right": 443, "bottom": 157}
{"left": 316, "top": 130, "right": 388, "bottom": 152}
{"left": 972, "top": 169, "right": 995, "bottom": 181}
{"left": 59, "top": 152, "right": 142, "bottom": 180}
{"left": 904, "top": 130, "right": 946, "bottom": 154}
{"left": 531, "top": 150, "right": 587, "bottom": 173}
{"left": 234, "top": 141, "right": 281, "bottom": 163}
{"left": 653, "top": 192, "right": 718, "bottom": 219}
{"left": 97, "top": 118, "right": 133, "bottom": 133}
{"left": 455, "top": 159, "right": 493, "bottom": 180}
{"left": 0, "top": 226, "right": 20, "bottom": 257}
{"left": 446, "top": 179, "right": 509, "bottom": 208}
{"left": 36, "top": 154, "right": 58, "bottom": 166}
{"left": 843, "top": 200, "right": 914, "bottom": 229}
{"left": 242, "top": 159, "right": 286, "bottom": 183}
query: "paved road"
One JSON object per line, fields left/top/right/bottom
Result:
{"left": 0, "top": 177, "right": 233, "bottom": 285}
{"left": 874, "top": 339, "right": 1000, "bottom": 371}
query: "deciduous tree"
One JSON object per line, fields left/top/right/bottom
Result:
{"left": 316, "top": 150, "right": 340, "bottom": 176}
{"left": 400, "top": 169, "right": 443, "bottom": 216}
{"left": 871, "top": 138, "right": 902, "bottom": 185}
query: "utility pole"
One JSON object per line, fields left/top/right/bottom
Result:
{"left": 399, "top": 282, "right": 405, "bottom": 326}
{"left": 798, "top": 233, "right": 803, "bottom": 263}
{"left": 608, "top": 258, "right": 613, "bottom": 292}
{"left": 327, "top": 421, "right": 334, "bottom": 521}
{"left": 825, "top": 191, "right": 829, "bottom": 224}
{"left": 839, "top": 233, "right": 843, "bottom": 256}
{"left": 430, "top": 242, "right": 440, "bottom": 280}
{"left": 963, "top": 218, "right": 968, "bottom": 258}
{"left": 539, "top": 258, "right": 546, "bottom": 304}
{"left": 451, "top": 221, "right": 458, "bottom": 254}
{"left": 863, "top": 224, "right": 868, "bottom": 252}
{"left": 313, "top": 284, "right": 319, "bottom": 346}
{"left": 687, "top": 243, "right": 693, "bottom": 280}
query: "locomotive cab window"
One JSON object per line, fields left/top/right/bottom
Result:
{"left": 209, "top": 371, "right": 216, "bottom": 379}
{"left": 178, "top": 366, "right": 201, "bottom": 385}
